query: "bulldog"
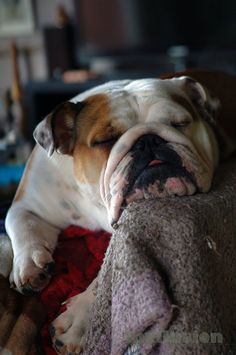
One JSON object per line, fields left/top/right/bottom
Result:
{"left": 5, "top": 72, "right": 235, "bottom": 353}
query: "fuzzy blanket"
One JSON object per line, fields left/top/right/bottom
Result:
{"left": 0, "top": 228, "right": 111, "bottom": 355}
{"left": 82, "top": 157, "right": 236, "bottom": 355}
{"left": 1, "top": 158, "right": 236, "bottom": 354}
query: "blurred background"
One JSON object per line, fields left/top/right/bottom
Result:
{"left": 0, "top": 0, "right": 236, "bottom": 206}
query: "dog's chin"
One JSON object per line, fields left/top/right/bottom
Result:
{"left": 125, "top": 175, "right": 197, "bottom": 205}
{"left": 108, "top": 158, "right": 200, "bottom": 226}
{"left": 123, "top": 161, "right": 198, "bottom": 206}
{"left": 124, "top": 161, "right": 197, "bottom": 203}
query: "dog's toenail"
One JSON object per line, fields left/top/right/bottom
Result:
{"left": 39, "top": 273, "right": 47, "bottom": 280}
{"left": 55, "top": 339, "right": 64, "bottom": 347}
{"left": 45, "top": 261, "right": 56, "bottom": 273}
{"left": 22, "top": 287, "right": 36, "bottom": 296}
{"left": 48, "top": 324, "right": 55, "bottom": 337}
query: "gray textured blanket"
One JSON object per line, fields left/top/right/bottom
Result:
{"left": 83, "top": 158, "right": 236, "bottom": 355}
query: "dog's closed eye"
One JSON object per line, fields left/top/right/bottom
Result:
{"left": 171, "top": 121, "right": 191, "bottom": 129}
{"left": 91, "top": 136, "right": 119, "bottom": 148}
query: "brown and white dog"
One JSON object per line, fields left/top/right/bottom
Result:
{"left": 5, "top": 70, "right": 236, "bottom": 353}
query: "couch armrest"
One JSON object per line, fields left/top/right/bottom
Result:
{"left": 84, "top": 158, "right": 236, "bottom": 354}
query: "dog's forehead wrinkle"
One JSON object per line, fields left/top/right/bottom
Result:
{"left": 71, "top": 80, "right": 132, "bottom": 103}
{"left": 109, "top": 92, "right": 174, "bottom": 128}
{"left": 147, "top": 100, "right": 192, "bottom": 124}
{"left": 71, "top": 79, "right": 189, "bottom": 131}
{"left": 73, "top": 78, "right": 170, "bottom": 105}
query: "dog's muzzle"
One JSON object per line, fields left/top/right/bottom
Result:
{"left": 123, "top": 134, "right": 196, "bottom": 199}
{"left": 102, "top": 133, "right": 199, "bottom": 227}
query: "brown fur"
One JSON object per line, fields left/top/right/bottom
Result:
{"left": 73, "top": 94, "right": 124, "bottom": 184}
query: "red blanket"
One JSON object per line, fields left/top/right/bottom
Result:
{"left": 38, "top": 226, "right": 111, "bottom": 354}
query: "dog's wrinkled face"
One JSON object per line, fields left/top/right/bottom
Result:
{"left": 34, "top": 77, "right": 220, "bottom": 226}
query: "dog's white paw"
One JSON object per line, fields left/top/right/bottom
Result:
{"left": 50, "top": 279, "right": 97, "bottom": 354}
{"left": 10, "top": 245, "right": 55, "bottom": 294}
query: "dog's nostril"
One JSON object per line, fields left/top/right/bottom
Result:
{"left": 133, "top": 134, "right": 166, "bottom": 152}
{"left": 135, "top": 140, "right": 145, "bottom": 150}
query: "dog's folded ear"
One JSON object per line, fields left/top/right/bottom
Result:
{"left": 176, "top": 76, "right": 221, "bottom": 126}
{"left": 33, "top": 101, "right": 85, "bottom": 157}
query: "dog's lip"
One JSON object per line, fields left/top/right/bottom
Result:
{"left": 124, "top": 175, "right": 197, "bottom": 206}
{"left": 124, "top": 158, "right": 197, "bottom": 200}
{"left": 123, "top": 158, "right": 175, "bottom": 198}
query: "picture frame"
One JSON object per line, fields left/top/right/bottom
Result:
{"left": 0, "top": 0, "right": 34, "bottom": 37}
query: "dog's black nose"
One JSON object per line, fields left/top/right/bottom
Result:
{"left": 132, "top": 134, "right": 166, "bottom": 152}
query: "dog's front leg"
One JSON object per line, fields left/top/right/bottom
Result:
{"left": 5, "top": 205, "right": 60, "bottom": 294}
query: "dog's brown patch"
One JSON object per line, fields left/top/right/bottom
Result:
{"left": 73, "top": 144, "right": 110, "bottom": 184}
{"left": 73, "top": 94, "right": 124, "bottom": 184}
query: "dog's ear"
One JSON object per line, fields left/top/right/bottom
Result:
{"left": 33, "top": 101, "right": 85, "bottom": 157}
{"left": 176, "top": 76, "right": 221, "bottom": 125}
